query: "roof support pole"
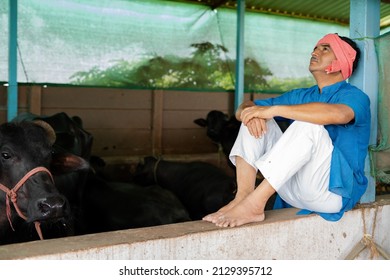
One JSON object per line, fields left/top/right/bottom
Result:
{"left": 234, "top": 0, "right": 245, "bottom": 111}
{"left": 349, "top": 0, "right": 380, "bottom": 203}
{"left": 7, "top": 0, "right": 18, "bottom": 121}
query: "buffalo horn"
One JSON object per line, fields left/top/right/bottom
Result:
{"left": 33, "top": 120, "right": 57, "bottom": 146}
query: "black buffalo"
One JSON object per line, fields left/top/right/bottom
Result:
{"left": 12, "top": 113, "right": 190, "bottom": 235}
{"left": 80, "top": 172, "right": 191, "bottom": 234}
{"left": 133, "top": 156, "right": 237, "bottom": 220}
{"left": 13, "top": 112, "right": 93, "bottom": 160}
{"left": 13, "top": 112, "right": 94, "bottom": 235}
{"left": 0, "top": 121, "right": 88, "bottom": 245}
{"left": 194, "top": 110, "right": 240, "bottom": 166}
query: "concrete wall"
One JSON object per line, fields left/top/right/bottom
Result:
{"left": 0, "top": 196, "right": 389, "bottom": 260}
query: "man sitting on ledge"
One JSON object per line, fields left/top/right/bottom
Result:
{"left": 203, "top": 33, "right": 371, "bottom": 227}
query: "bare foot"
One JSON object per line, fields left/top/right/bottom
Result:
{"left": 213, "top": 191, "right": 266, "bottom": 228}
{"left": 202, "top": 192, "right": 249, "bottom": 223}
{"left": 202, "top": 198, "right": 241, "bottom": 223}
{"left": 206, "top": 173, "right": 275, "bottom": 227}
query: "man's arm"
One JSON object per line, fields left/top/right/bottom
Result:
{"left": 240, "top": 102, "right": 355, "bottom": 126}
{"left": 235, "top": 100, "right": 255, "bottom": 121}
{"left": 236, "top": 101, "right": 355, "bottom": 139}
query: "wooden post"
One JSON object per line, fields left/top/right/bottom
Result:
{"left": 152, "top": 89, "right": 164, "bottom": 156}
{"left": 29, "top": 85, "right": 42, "bottom": 115}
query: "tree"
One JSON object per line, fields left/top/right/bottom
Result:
{"left": 70, "top": 42, "right": 273, "bottom": 91}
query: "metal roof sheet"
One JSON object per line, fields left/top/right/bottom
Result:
{"left": 167, "top": 0, "right": 390, "bottom": 28}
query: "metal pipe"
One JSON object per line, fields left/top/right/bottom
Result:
{"left": 234, "top": 0, "right": 245, "bottom": 112}
{"left": 349, "top": 0, "right": 380, "bottom": 203}
{"left": 7, "top": 0, "right": 18, "bottom": 121}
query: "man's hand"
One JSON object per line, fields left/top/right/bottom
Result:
{"left": 241, "top": 106, "right": 275, "bottom": 124}
{"left": 240, "top": 106, "right": 275, "bottom": 138}
{"left": 245, "top": 118, "right": 268, "bottom": 138}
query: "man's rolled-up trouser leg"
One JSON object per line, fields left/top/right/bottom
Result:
{"left": 229, "top": 119, "right": 283, "bottom": 170}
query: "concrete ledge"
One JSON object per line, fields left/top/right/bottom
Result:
{"left": 0, "top": 196, "right": 389, "bottom": 260}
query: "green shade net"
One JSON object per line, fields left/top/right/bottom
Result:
{"left": 370, "top": 31, "right": 390, "bottom": 186}
{"left": 0, "top": 0, "right": 351, "bottom": 92}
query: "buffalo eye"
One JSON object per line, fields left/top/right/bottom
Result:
{"left": 1, "top": 152, "right": 11, "bottom": 159}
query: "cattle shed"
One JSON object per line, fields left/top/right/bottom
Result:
{"left": 1, "top": 0, "right": 390, "bottom": 262}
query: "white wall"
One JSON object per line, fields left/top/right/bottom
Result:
{"left": 1, "top": 196, "right": 389, "bottom": 260}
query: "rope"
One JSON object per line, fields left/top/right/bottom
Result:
{"left": 0, "top": 166, "right": 54, "bottom": 240}
{"left": 345, "top": 203, "right": 390, "bottom": 260}
{"left": 153, "top": 157, "right": 162, "bottom": 185}
{"left": 217, "top": 143, "right": 224, "bottom": 167}
{"left": 361, "top": 205, "right": 378, "bottom": 259}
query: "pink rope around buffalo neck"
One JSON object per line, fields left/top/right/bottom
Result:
{"left": 0, "top": 166, "right": 54, "bottom": 240}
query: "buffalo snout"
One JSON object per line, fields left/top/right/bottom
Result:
{"left": 31, "top": 195, "right": 69, "bottom": 222}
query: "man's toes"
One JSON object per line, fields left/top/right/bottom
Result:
{"left": 216, "top": 216, "right": 232, "bottom": 227}
{"left": 203, "top": 212, "right": 218, "bottom": 222}
{"left": 202, "top": 214, "right": 212, "bottom": 221}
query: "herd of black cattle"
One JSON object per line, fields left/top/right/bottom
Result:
{"left": 0, "top": 111, "right": 236, "bottom": 245}
{"left": 0, "top": 110, "right": 288, "bottom": 245}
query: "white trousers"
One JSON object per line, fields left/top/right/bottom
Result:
{"left": 229, "top": 119, "right": 342, "bottom": 213}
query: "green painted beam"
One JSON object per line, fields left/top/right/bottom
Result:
{"left": 7, "top": 0, "right": 18, "bottom": 121}
{"left": 234, "top": 0, "right": 245, "bottom": 112}
{"left": 349, "top": 0, "right": 380, "bottom": 203}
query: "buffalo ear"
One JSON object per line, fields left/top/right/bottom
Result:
{"left": 194, "top": 118, "right": 207, "bottom": 127}
{"left": 50, "top": 153, "right": 90, "bottom": 175}
{"left": 33, "top": 120, "right": 57, "bottom": 146}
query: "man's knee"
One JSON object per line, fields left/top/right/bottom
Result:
{"left": 287, "top": 120, "right": 323, "bottom": 131}
{"left": 285, "top": 121, "right": 329, "bottom": 142}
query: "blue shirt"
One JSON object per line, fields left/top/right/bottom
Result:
{"left": 254, "top": 81, "right": 371, "bottom": 221}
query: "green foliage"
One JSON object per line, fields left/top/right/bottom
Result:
{"left": 265, "top": 76, "right": 315, "bottom": 93}
{"left": 242, "top": 58, "right": 273, "bottom": 91}
{"left": 70, "top": 42, "right": 307, "bottom": 91}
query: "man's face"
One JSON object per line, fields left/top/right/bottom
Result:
{"left": 309, "top": 43, "right": 337, "bottom": 74}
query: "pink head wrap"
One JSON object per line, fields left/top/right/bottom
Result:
{"left": 316, "top": 33, "right": 357, "bottom": 80}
